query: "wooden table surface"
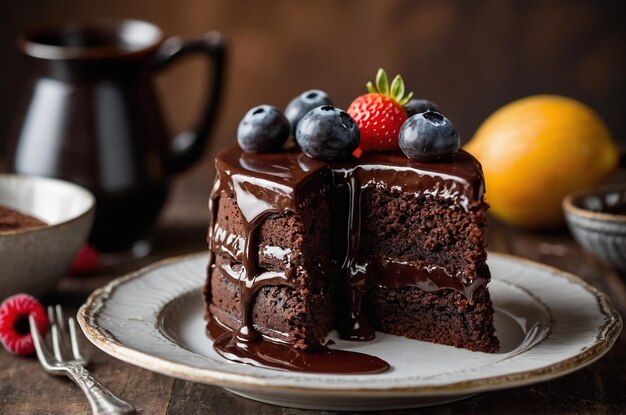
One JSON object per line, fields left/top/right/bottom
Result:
{"left": 1, "top": 174, "right": 625, "bottom": 414}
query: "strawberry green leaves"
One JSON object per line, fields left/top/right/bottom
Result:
{"left": 366, "top": 68, "right": 413, "bottom": 106}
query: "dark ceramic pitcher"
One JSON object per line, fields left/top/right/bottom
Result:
{"left": 6, "top": 19, "right": 225, "bottom": 252}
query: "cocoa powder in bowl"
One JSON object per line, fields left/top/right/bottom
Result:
{"left": 0, "top": 205, "right": 47, "bottom": 231}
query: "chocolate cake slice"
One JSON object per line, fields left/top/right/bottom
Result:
{"left": 333, "top": 152, "right": 497, "bottom": 352}
{"left": 206, "top": 149, "right": 336, "bottom": 349}
{"left": 205, "top": 146, "right": 499, "bottom": 354}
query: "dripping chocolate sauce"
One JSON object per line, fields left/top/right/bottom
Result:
{"left": 207, "top": 314, "right": 389, "bottom": 374}
{"left": 205, "top": 146, "right": 487, "bottom": 374}
{"left": 339, "top": 174, "right": 374, "bottom": 341}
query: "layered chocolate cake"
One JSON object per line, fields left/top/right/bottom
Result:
{"left": 204, "top": 69, "right": 499, "bottom": 373}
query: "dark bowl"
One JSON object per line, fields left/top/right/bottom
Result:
{"left": 563, "top": 185, "right": 626, "bottom": 269}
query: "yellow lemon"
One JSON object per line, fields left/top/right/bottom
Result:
{"left": 465, "top": 95, "right": 619, "bottom": 229}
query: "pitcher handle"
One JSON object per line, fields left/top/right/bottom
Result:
{"left": 153, "top": 31, "right": 226, "bottom": 175}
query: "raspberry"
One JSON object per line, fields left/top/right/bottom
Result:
{"left": 0, "top": 294, "right": 49, "bottom": 355}
{"left": 70, "top": 244, "right": 101, "bottom": 274}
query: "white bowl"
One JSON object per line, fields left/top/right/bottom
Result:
{"left": 0, "top": 174, "right": 95, "bottom": 300}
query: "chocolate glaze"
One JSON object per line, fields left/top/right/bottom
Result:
{"left": 211, "top": 223, "right": 294, "bottom": 265}
{"left": 206, "top": 146, "right": 488, "bottom": 373}
{"left": 207, "top": 317, "right": 389, "bottom": 374}
{"left": 213, "top": 148, "right": 329, "bottom": 223}
{"left": 335, "top": 150, "right": 485, "bottom": 211}
{"left": 336, "top": 174, "right": 374, "bottom": 341}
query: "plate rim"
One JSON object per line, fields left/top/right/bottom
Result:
{"left": 77, "top": 252, "right": 622, "bottom": 397}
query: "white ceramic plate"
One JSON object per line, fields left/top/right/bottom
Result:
{"left": 78, "top": 252, "right": 622, "bottom": 411}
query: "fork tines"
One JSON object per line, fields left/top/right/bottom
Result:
{"left": 29, "top": 305, "right": 136, "bottom": 414}
{"left": 30, "top": 305, "right": 85, "bottom": 368}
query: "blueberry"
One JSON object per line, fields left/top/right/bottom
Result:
{"left": 237, "top": 105, "right": 290, "bottom": 153}
{"left": 284, "top": 90, "right": 333, "bottom": 134}
{"left": 404, "top": 99, "right": 440, "bottom": 116}
{"left": 398, "top": 110, "right": 460, "bottom": 162}
{"left": 295, "top": 105, "right": 359, "bottom": 160}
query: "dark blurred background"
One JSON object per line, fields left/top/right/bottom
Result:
{"left": 1, "top": 0, "right": 624, "bottom": 225}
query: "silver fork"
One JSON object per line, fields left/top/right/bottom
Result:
{"left": 30, "top": 305, "right": 136, "bottom": 415}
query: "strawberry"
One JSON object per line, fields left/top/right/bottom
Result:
{"left": 0, "top": 294, "right": 49, "bottom": 355}
{"left": 347, "top": 68, "right": 414, "bottom": 151}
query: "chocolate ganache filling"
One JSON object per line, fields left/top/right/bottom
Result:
{"left": 206, "top": 146, "right": 489, "bottom": 373}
